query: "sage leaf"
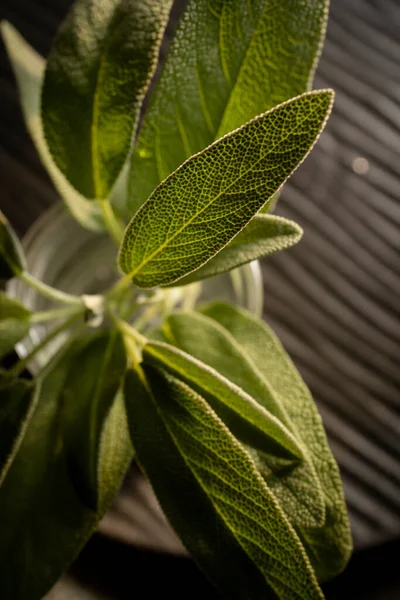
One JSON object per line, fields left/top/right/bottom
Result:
{"left": 202, "top": 302, "right": 353, "bottom": 581}
{"left": 120, "top": 90, "right": 334, "bottom": 287}
{"left": 63, "top": 331, "right": 128, "bottom": 509}
{"left": 41, "top": 0, "right": 173, "bottom": 200}
{"left": 129, "top": 0, "right": 329, "bottom": 213}
{"left": 173, "top": 214, "right": 303, "bottom": 285}
{"left": 0, "top": 332, "right": 132, "bottom": 600}
{"left": 0, "top": 378, "right": 37, "bottom": 487}
{"left": 143, "top": 340, "right": 303, "bottom": 461}
{"left": 158, "top": 310, "right": 325, "bottom": 529}
{"left": 1, "top": 22, "right": 104, "bottom": 231}
{"left": 124, "top": 365, "right": 324, "bottom": 600}
{"left": 0, "top": 210, "right": 26, "bottom": 280}
{"left": 0, "top": 293, "right": 31, "bottom": 358}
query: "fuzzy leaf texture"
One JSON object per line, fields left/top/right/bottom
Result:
{"left": 0, "top": 293, "right": 31, "bottom": 358}
{"left": 119, "top": 90, "right": 334, "bottom": 287}
{"left": 41, "top": 0, "right": 173, "bottom": 200}
{"left": 155, "top": 310, "right": 325, "bottom": 529}
{"left": 173, "top": 214, "right": 303, "bottom": 285}
{"left": 0, "top": 378, "right": 37, "bottom": 487}
{"left": 1, "top": 22, "right": 104, "bottom": 231}
{"left": 143, "top": 340, "right": 303, "bottom": 461}
{"left": 0, "top": 210, "right": 26, "bottom": 280}
{"left": 128, "top": 0, "right": 329, "bottom": 213}
{"left": 124, "top": 365, "right": 324, "bottom": 599}
{"left": 201, "top": 302, "right": 353, "bottom": 581}
{"left": 0, "top": 332, "right": 133, "bottom": 600}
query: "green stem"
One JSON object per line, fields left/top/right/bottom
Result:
{"left": 115, "top": 317, "right": 147, "bottom": 348}
{"left": 20, "top": 272, "right": 83, "bottom": 306}
{"left": 106, "top": 272, "right": 134, "bottom": 300}
{"left": 131, "top": 304, "right": 161, "bottom": 332}
{"left": 30, "top": 306, "right": 83, "bottom": 323}
{"left": 98, "top": 198, "right": 125, "bottom": 245}
{"left": 9, "top": 312, "right": 82, "bottom": 377}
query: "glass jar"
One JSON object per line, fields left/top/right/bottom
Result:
{"left": 8, "top": 202, "right": 264, "bottom": 554}
{"left": 8, "top": 202, "right": 263, "bottom": 373}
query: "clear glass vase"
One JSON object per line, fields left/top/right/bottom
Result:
{"left": 8, "top": 202, "right": 264, "bottom": 554}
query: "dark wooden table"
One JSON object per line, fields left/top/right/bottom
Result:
{"left": 1, "top": 0, "right": 400, "bottom": 598}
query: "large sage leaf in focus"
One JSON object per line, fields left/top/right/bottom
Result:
{"left": 1, "top": 22, "right": 104, "bottom": 231}
{"left": 156, "top": 310, "right": 325, "bottom": 529}
{"left": 201, "top": 302, "right": 353, "bottom": 581}
{"left": 42, "top": 0, "right": 173, "bottom": 200}
{"left": 0, "top": 378, "right": 37, "bottom": 487}
{"left": 128, "top": 0, "right": 329, "bottom": 213}
{"left": 173, "top": 214, "right": 303, "bottom": 285}
{"left": 0, "top": 332, "right": 132, "bottom": 600}
{"left": 0, "top": 210, "right": 26, "bottom": 280}
{"left": 119, "top": 90, "right": 333, "bottom": 287}
{"left": 124, "top": 365, "right": 324, "bottom": 600}
{"left": 0, "top": 293, "right": 31, "bottom": 358}
{"left": 143, "top": 341, "right": 303, "bottom": 461}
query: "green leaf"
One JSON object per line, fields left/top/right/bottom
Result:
{"left": 173, "top": 214, "right": 303, "bottom": 285}
{"left": 128, "top": 0, "right": 329, "bottom": 213}
{"left": 201, "top": 302, "right": 353, "bottom": 581}
{"left": 0, "top": 293, "right": 31, "bottom": 357}
{"left": 143, "top": 340, "right": 303, "bottom": 461}
{"left": 157, "top": 310, "right": 325, "bottom": 529}
{"left": 0, "top": 210, "right": 26, "bottom": 280}
{"left": 62, "top": 331, "right": 128, "bottom": 509}
{"left": 41, "top": 0, "right": 173, "bottom": 200}
{"left": 0, "top": 378, "right": 37, "bottom": 487}
{"left": 1, "top": 21, "right": 104, "bottom": 231}
{"left": 119, "top": 90, "right": 333, "bottom": 287}
{"left": 124, "top": 365, "right": 324, "bottom": 600}
{"left": 0, "top": 332, "right": 133, "bottom": 600}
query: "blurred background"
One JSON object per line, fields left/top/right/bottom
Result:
{"left": 1, "top": 0, "right": 400, "bottom": 598}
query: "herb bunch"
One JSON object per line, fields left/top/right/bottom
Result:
{"left": 0, "top": 1, "right": 352, "bottom": 598}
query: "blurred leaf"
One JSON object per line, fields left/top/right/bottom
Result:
{"left": 0, "top": 210, "right": 26, "bottom": 280}
{"left": 42, "top": 0, "right": 173, "bottom": 200}
{"left": 0, "top": 378, "right": 37, "bottom": 487}
{"left": 173, "top": 215, "right": 303, "bottom": 285}
{"left": 1, "top": 21, "right": 104, "bottom": 230}
{"left": 124, "top": 365, "right": 324, "bottom": 600}
{"left": 129, "top": 0, "right": 329, "bottom": 213}
{"left": 120, "top": 91, "right": 333, "bottom": 287}
{"left": 0, "top": 332, "right": 132, "bottom": 600}
{"left": 0, "top": 293, "right": 31, "bottom": 358}
{"left": 201, "top": 302, "right": 353, "bottom": 581}
{"left": 143, "top": 340, "right": 303, "bottom": 461}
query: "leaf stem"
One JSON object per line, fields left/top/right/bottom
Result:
{"left": 9, "top": 312, "right": 82, "bottom": 377}
{"left": 20, "top": 272, "right": 83, "bottom": 306}
{"left": 131, "top": 304, "right": 161, "bottom": 332}
{"left": 106, "top": 272, "right": 133, "bottom": 300}
{"left": 30, "top": 306, "right": 83, "bottom": 323}
{"left": 98, "top": 198, "right": 125, "bottom": 245}
{"left": 114, "top": 317, "right": 147, "bottom": 348}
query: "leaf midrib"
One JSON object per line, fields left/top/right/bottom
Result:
{"left": 215, "top": 0, "right": 268, "bottom": 138}
{"left": 91, "top": 6, "right": 120, "bottom": 199}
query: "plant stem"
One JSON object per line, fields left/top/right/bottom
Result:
{"left": 98, "top": 198, "right": 125, "bottom": 245}
{"left": 30, "top": 306, "right": 83, "bottom": 323}
{"left": 20, "top": 272, "right": 83, "bottom": 306}
{"left": 106, "top": 272, "right": 133, "bottom": 300}
{"left": 131, "top": 304, "right": 161, "bottom": 332}
{"left": 9, "top": 312, "right": 82, "bottom": 377}
{"left": 114, "top": 317, "right": 147, "bottom": 348}
{"left": 111, "top": 315, "right": 147, "bottom": 368}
